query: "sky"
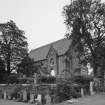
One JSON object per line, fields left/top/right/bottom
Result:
{"left": 0, "top": 0, "right": 70, "bottom": 51}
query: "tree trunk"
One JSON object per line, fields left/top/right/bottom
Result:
{"left": 100, "top": 66, "right": 105, "bottom": 90}
{"left": 82, "top": 22, "right": 98, "bottom": 77}
{"left": 6, "top": 52, "right": 11, "bottom": 75}
{"left": 92, "top": 58, "right": 97, "bottom": 77}
{"left": 7, "top": 60, "right": 11, "bottom": 75}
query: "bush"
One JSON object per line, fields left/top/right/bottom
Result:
{"left": 55, "top": 77, "right": 80, "bottom": 103}
{"left": 7, "top": 85, "right": 23, "bottom": 100}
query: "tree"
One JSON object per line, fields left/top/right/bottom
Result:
{"left": 17, "top": 55, "right": 37, "bottom": 77}
{"left": 63, "top": 0, "right": 105, "bottom": 77}
{"left": 56, "top": 77, "right": 81, "bottom": 102}
{"left": 0, "top": 20, "right": 28, "bottom": 75}
{"left": 0, "top": 57, "right": 7, "bottom": 83}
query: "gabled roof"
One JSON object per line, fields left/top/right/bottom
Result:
{"left": 29, "top": 38, "right": 72, "bottom": 62}
{"left": 46, "top": 45, "right": 57, "bottom": 58}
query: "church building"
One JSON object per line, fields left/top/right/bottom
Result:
{"left": 29, "top": 38, "right": 82, "bottom": 78}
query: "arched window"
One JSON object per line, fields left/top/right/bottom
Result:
{"left": 50, "top": 58, "right": 54, "bottom": 66}
{"left": 65, "top": 58, "right": 70, "bottom": 72}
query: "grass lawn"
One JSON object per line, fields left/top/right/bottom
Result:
{"left": 0, "top": 100, "right": 32, "bottom": 105}
{"left": 0, "top": 93, "right": 105, "bottom": 105}
{"left": 55, "top": 93, "right": 105, "bottom": 105}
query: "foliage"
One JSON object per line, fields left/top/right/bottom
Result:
{"left": 0, "top": 57, "right": 7, "bottom": 83}
{"left": 39, "top": 76, "right": 56, "bottom": 84}
{"left": 63, "top": 0, "right": 105, "bottom": 77}
{"left": 7, "top": 73, "right": 18, "bottom": 84}
{"left": 35, "top": 61, "right": 49, "bottom": 76}
{"left": 17, "top": 55, "right": 36, "bottom": 77}
{"left": 0, "top": 20, "right": 28, "bottom": 74}
{"left": 56, "top": 77, "right": 81, "bottom": 102}
{"left": 7, "top": 85, "right": 23, "bottom": 99}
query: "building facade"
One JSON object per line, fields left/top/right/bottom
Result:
{"left": 29, "top": 38, "right": 82, "bottom": 78}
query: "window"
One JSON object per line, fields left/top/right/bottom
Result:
{"left": 50, "top": 58, "right": 54, "bottom": 66}
{"left": 51, "top": 69, "right": 55, "bottom": 76}
{"left": 65, "top": 60, "right": 70, "bottom": 72}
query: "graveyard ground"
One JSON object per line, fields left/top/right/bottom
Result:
{"left": 0, "top": 93, "right": 105, "bottom": 105}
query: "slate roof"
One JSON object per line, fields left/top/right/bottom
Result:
{"left": 29, "top": 38, "right": 72, "bottom": 62}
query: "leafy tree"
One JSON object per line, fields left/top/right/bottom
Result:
{"left": 63, "top": 0, "right": 105, "bottom": 77}
{"left": 0, "top": 20, "right": 28, "bottom": 75}
{"left": 17, "top": 55, "right": 37, "bottom": 77}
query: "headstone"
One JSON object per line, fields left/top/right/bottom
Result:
{"left": 90, "top": 81, "right": 94, "bottom": 95}
{"left": 16, "top": 92, "right": 22, "bottom": 102}
{"left": 4, "top": 91, "right": 7, "bottom": 100}
{"left": 0, "top": 91, "right": 2, "bottom": 99}
{"left": 104, "top": 72, "right": 105, "bottom": 86}
{"left": 45, "top": 94, "right": 51, "bottom": 105}
{"left": 23, "top": 90, "right": 27, "bottom": 101}
{"left": 23, "top": 74, "right": 26, "bottom": 78}
{"left": 81, "top": 88, "right": 84, "bottom": 97}
{"left": 13, "top": 97, "right": 16, "bottom": 100}
{"left": 29, "top": 93, "right": 34, "bottom": 103}
{"left": 8, "top": 95, "right": 11, "bottom": 100}
{"left": 36, "top": 94, "right": 42, "bottom": 104}
{"left": 33, "top": 73, "right": 37, "bottom": 84}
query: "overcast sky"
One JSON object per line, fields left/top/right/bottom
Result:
{"left": 0, "top": 0, "right": 69, "bottom": 51}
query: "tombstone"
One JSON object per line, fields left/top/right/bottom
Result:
{"left": 90, "top": 81, "right": 94, "bottom": 95}
{"left": 45, "top": 94, "right": 51, "bottom": 105}
{"left": 8, "top": 95, "right": 11, "bottom": 100}
{"left": 81, "top": 88, "right": 84, "bottom": 97}
{"left": 16, "top": 91, "right": 23, "bottom": 102}
{"left": 23, "top": 90, "right": 27, "bottom": 101}
{"left": 13, "top": 97, "right": 16, "bottom": 100}
{"left": 35, "top": 94, "right": 42, "bottom": 104}
{"left": 94, "top": 78, "right": 100, "bottom": 92}
{"left": 23, "top": 74, "right": 26, "bottom": 78}
{"left": 33, "top": 73, "right": 37, "bottom": 84}
{"left": 4, "top": 91, "right": 7, "bottom": 100}
{"left": 0, "top": 90, "right": 2, "bottom": 99}
{"left": 37, "top": 94, "right": 42, "bottom": 103}
{"left": 29, "top": 93, "right": 35, "bottom": 103}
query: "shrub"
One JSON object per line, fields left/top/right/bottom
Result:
{"left": 55, "top": 77, "right": 80, "bottom": 103}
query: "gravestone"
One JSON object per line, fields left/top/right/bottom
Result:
{"left": 45, "top": 94, "right": 51, "bottom": 105}
{"left": 37, "top": 94, "right": 42, "bottom": 102}
{"left": 33, "top": 73, "right": 37, "bottom": 84}
{"left": 0, "top": 90, "right": 2, "bottom": 99}
{"left": 90, "top": 81, "right": 94, "bottom": 95}
{"left": 81, "top": 88, "right": 84, "bottom": 97}
{"left": 4, "top": 91, "right": 7, "bottom": 100}
{"left": 16, "top": 91, "right": 23, "bottom": 102}
{"left": 8, "top": 95, "right": 11, "bottom": 100}
{"left": 23, "top": 90, "right": 27, "bottom": 101}
{"left": 29, "top": 93, "right": 34, "bottom": 103}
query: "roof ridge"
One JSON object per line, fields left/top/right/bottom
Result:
{"left": 29, "top": 38, "right": 71, "bottom": 61}
{"left": 30, "top": 38, "right": 67, "bottom": 52}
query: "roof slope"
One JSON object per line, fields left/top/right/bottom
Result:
{"left": 29, "top": 38, "right": 72, "bottom": 61}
